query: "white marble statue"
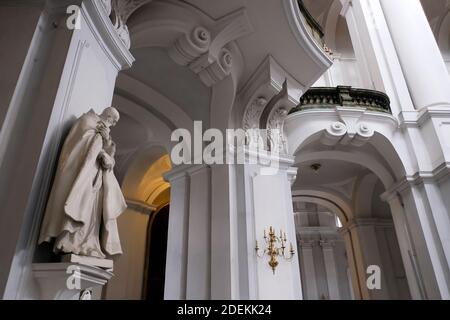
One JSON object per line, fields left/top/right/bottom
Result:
{"left": 38, "top": 107, "right": 127, "bottom": 259}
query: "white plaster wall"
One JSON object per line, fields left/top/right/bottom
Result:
{"left": 314, "top": 57, "right": 361, "bottom": 87}
{"left": 0, "top": 4, "right": 42, "bottom": 131}
{"left": 439, "top": 180, "right": 450, "bottom": 226}
{"left": 104, "top": 209, "right": 149, "bottom": 300}
{"left": 253, "top": 173, "right": 296, "bottom": 299}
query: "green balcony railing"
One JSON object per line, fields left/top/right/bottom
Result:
{"left": 289, "top": 86, "right": 392, "bottom": 114}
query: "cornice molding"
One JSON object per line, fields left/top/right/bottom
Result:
{"left": 340, "top": 218, "right": 394, "bottom": 233}
{"left": 164, "top": 164, "right": 210, "bottom": 182}
{"left": 381, "top": 162, "right": 450, "bottom": 201}
{"left": 399, "top": 105, "right": 450, "bottom": 128}
{"left": 126, "top": 199, "right": 157, "bottom": 215}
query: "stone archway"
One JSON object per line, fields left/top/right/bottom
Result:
{"left": 292, "top": 193, "right": 355, "bottom": 299}
{"left": 291, "top": 156, "right": 412, "bottom": 300}
{"left": 104, "top": 149, "right": 172, "bottom": 299}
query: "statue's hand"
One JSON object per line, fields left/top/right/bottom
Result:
{"left": 97, "top": 122, "right": 111, "bottom": 142}
{"left": 99, "top": 151, "right": 115, "bottom": 171}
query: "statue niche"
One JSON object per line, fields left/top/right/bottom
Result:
{"left": 38, "top": 107, "right": 127, "bottom": 262}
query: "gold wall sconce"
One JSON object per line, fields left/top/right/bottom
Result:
{"left": 255, "top": 226, "right": 295, "bottom": 274}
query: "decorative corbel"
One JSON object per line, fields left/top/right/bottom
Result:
{"left": 321, "top": 122, "right": 347, "bottom": 146}
{"left": 239, "top": 56, "right": 305, "bottom": 153}
{"left": 320, "top": 120, "right": 374, "bottom": 147}
{"left": 168, "top": 8, "right": 253, "bottom": 87}
{"left": 168, "top": 26, "right": 212, "bottom": 66}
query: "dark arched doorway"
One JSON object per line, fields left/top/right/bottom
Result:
{"left": 143, "top": 205, "right": 169, "bottom": 300}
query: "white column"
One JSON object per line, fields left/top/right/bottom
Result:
{"left": 164, "top": 169, "right": 190, "bottom": 299}
{"left": 420, "top": 182, "right": 450, "bottom": 297}
{"left": 380, "top": 0, "right": 450, "bottom": 110}
{"left": 340, "top": 0, "right": 415, "bottom": 114}
{"left": 299, "top": 241, "right": 318, "bottom": 300}
{"left": 164, "top": 164, "right": 212, "bottom": 300}
{"left": 185, "top": 165, "right": 212, "bottom": 299}
{"left": 340, "top": 228, "right": 364, "bottom": 299}
{"left": 351, "top": 222, "right": 390, "bottom": 300}
{"left": 321, "top": 241, "right": 340, "bottom": 300}
{"left": 399, "top": 182, "right": 450, "bottom": 299}
{"left": 385, "top": 196, "right": 425, "bottom": 299}
{"left": 242, "top": 152, "right": 302, "bottom": 299}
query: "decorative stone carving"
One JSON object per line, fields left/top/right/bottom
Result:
{"left": 116, "top": 24, "right": 131, "bottom": 49}
{"left": 168, "top": 8, "right": 252, "bottom": 87}
{"left": 112, "top": 0, "right": 152, "bottom": 25}
{"left": 239, "top": 56, "right": 305, "bottom": 155}
{"left": 268, "top": 107, "right": 289, "bottom": 153}
{"left": 39, "top": 107, "right": 127, "bottom": 260}
{"left": 320, "top": 120, "right": 375, "bottom": 147}
{"left": 243, "top": 97, "right": 267, "bottom": 130}
{"left": 197, "top": 47, "right": 233, "bottom": 87}
{"left": 169, "top": 26, "right": 211, "bottom": 66}
{"left": 321, "top": 121, "right": 347, "bottom": 146}
{"left": 110, "top": 0, "right": 153, "bottom": 49}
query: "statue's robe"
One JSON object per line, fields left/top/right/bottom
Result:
{"left": 39, "top": 110, "right": 126, "bottom": 258}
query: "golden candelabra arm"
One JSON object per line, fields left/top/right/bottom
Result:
{"left": 254, "top": 226, "right": 295, "bottom": 274}
{"left": 255, "top": 240, "right": 264, "bottom": 258}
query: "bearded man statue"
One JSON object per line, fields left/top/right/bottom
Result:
{"left": 38, "top": 107, "right": 127, "bottom": 259}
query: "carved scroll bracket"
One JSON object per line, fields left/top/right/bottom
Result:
{"left": 168, "top": 8, "right": 253, "bottom": 87}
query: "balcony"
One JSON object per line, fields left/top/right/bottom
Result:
{"left": 289, "top": 86, "right": 392, "bottom": 114}
{"left": 297, "top": 0, "right": 330, "bottom": 54}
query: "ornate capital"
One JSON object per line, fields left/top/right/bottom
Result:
{"left": 267, "top": 107, "right": 289, "bottom": 153}
{"left": 243, "top": 97, "right": 268, "bottom": 130}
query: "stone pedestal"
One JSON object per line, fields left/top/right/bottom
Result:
{"left": 32, "top": 262, "right": 113, "bottom": 300}
{"left": 61, "top": 254, "right": 114, "bottom": 270}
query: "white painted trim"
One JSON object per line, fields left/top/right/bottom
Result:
{"left": 82, "top": 0, "right": 134, "bottom": 70}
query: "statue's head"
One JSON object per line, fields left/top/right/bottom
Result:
{"left": 100, "top": 107, "right": 120, "bottom": 128}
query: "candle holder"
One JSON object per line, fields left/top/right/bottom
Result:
{"left": 255, "top": 226, "right": 295, "bottom": 274}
